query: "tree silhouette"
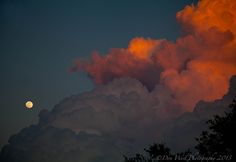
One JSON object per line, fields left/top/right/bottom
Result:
{"left": 123, "top": 143, "right": 174, "bottom": 162}
{"left": 195, "top": 99, "right": 236, "bottom": 161}
{"left": 144, "top": 143, "right": 171, "bottom": 159}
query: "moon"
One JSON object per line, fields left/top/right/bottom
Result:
{"left": 25, "top": 101, "right": 33, "bottom": 109}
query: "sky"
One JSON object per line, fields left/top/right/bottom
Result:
{"left": 0, "top": 0, "right": 194, "bottom": 149}
{"left": 1, "top": 0, "right": 236, "bottom": 161}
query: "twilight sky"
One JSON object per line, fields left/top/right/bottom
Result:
{"left": 1, "top": 0, "right": 236, "bottom": 161}
{"left": 0, "top": 0, "right": 193, "bottom": 149}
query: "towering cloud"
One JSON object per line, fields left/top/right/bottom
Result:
{"left": 1, "top": 0, "right": 236, "bottom": 162}
{"left": 72, "top": 0, "right": 236, "bottom": 111}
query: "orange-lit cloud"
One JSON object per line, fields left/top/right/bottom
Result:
{"left": 176, "top": 0, "right": 236, "bottom": 35}
{"left": 72, "top": 45, "right": 162, "bottom": 90}
{"left": 128, "top": 37, "right": 162, "bottom": 59}
{"left": 72, "top": 0, "right": 236, "bottom": 111}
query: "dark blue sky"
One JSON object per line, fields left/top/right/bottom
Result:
{"left": 0, "top": 0, "right": 194, "bottom": 148}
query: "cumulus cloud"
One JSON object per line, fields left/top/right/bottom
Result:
{"left": 165, "top": 76, "right": 236, "bottom": 151}
{"left": 40, "top": 78, "right": 182, "bottom": 140}
{"left": 1, "top": 77, "right": 178, "bottom": 162}
{"left": 1, "top": 76, "right": 235, "bottom": 161}
{"left": 72, "top": 0, "right": 236, "bottom": 111}
{"left": 0, "top": 126, "right": 127, "bottom": 162}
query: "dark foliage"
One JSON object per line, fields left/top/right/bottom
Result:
{"left": 123, "top": 143, "right": 175, "bottom": 162}
{"left": 195, "top": 99, "right": 236, "bottom": 160}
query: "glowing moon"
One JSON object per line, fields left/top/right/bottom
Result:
{"left": 25, "top": 101, "right": 33, "bottom": 109}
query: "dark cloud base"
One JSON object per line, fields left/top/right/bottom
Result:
{"left": 1, "top": 76, "right": 235, "bottom": 162}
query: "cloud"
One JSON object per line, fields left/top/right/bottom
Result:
{"left": 72, "top": 0, "right": 236, "bottom": 111}
{"left": 40, "top": 77, "right": 182, "bottom": 138}
{"left": 1, "top": 76, "right": 235, "bottom": 161}
{"left": 165, "top": 76, "right": 236, "bottom": 152}
{"left": 0, "top": 125, "right": 126, "bottom": 162}
{"left": 71, "top": 39, "right": 163, "bottom": 91}
{"left": 0, "top": 77, "right": 181, "bottom": 162}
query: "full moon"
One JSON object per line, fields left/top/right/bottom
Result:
{"left": 25, "top": 101, "right": 33, "bottom": 109}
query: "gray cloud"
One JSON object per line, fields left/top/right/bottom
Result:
{"left": 165, "top": 76, "right": 236, "bottom": 152}
{"left": 1, "top": 76, "right": 235, "bottom": 162}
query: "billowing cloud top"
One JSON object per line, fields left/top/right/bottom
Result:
{"left": 72, "top": 0, "right": 236, "bottom": 111}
